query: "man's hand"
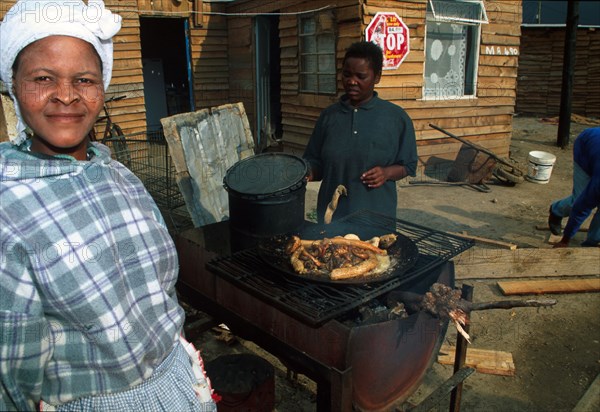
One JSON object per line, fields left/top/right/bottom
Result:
{"left": 553, "top": 235, "right": 571, "bottom": 248}
{"left": 361, "top": 166, "right": 387, "bottom": 188}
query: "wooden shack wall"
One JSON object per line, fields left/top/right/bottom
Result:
{"left": 224, "top": 0, "right": 361, "bottom": 149}
{"left": 226, "top": 0, "right": 520, "bottom": 167}
{"left": 190, "top": 2, "right": 231, "bottom": 109}
{"left": 108, "top": 0, "right": 232, "bottom": 134}
{"left": 0, "top": 0, "right": 143, "bottom": 136}
{"left": 364, "top": 0, "right": 522, "bottom": 166}
{"left": 0, "top": 0, "right": 230, "bottom": 138}
{"left": 516, "top": 27, "right": 600, "bottom": 118}
{"left": 107, "top": 1, "right": 145, "bottom": 135}
{"left": 226, "top": 14, "right": 254, "bottom": 130}
{"left": 1, "top": 0, "right": 521, "bottom": 163}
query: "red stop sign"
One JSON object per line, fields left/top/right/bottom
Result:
{"left": 365, "top": 12, "right": 410, "bottom": 70}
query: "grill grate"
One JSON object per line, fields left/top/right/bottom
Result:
{"left": 207, "top": 210, "right": 473, "bottom": 326}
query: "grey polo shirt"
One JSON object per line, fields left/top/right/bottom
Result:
{"left": 304, "top": 93, "right": 417, "bottom": 223}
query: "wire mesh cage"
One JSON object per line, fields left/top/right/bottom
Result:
{"left": 103, "top": 130, "right": 193, "bottom": 233}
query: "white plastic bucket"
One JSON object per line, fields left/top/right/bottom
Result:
{"left": 526, "top": 151, "right": 557, "bottom": 184}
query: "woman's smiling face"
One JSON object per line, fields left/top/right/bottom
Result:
{"left": 12, "top": 35, "right": 104, "bottom": 159}
{"left": 342, "top": 56, "right": 381, "bottom": 107}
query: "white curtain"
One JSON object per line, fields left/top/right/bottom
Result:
{"left": 424, "top": 21, "right": 467, "bottom": 98}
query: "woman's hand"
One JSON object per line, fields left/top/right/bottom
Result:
{"left": 361, "top": 166, "right": 387, "bottom": 188}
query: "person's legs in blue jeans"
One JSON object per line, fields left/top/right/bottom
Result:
{"left": 551, "top": 163, "right": 598, "bottom": 245}
{"left": 551, "top": 162, "right": 590, "bottom": 217}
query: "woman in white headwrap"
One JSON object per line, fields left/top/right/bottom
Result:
{"left": 0, "top": 1, "right": 217, "bottom": 410}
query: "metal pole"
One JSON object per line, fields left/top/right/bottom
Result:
{"left": 449, "top": 284, "right": 473, "bottom": 412}
{"left": 556, "top": 1, "right": 579, "bottom": 148}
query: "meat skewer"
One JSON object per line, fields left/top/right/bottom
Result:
{"left": 388, "top": 283, "right": 557, "bottom": 343}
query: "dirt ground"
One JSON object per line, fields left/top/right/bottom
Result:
{"left": 189, "top": 116, "right": 600, "bottom": 411}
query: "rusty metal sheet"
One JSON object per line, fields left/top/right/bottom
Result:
{"left": 161, "top": 103, "right": 255, "bottom": 227}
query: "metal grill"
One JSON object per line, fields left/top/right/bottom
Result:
{"left": 207, "top": 210, "right": 474, "bottom": 326}
{"left": 103, "top": 132, "right": 192, "bottom": 232}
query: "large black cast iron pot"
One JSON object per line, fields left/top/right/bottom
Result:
{"left": 223, "top": 153, "right": 308, "bottom": 250}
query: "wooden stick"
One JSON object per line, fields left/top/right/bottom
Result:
{"left": 387, "top": 290, "right": 557, "bottom": 314}
{"left": 469, "top": 298, "right": 557, "bottom": 311}
{"left": 448, "top": 231, "right": 518, "bottom": 250}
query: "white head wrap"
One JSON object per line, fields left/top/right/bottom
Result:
{"left": 0, "top": 0, "right": 122, "bottom": 144}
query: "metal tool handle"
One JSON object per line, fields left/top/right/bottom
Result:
{"left": 429, "top": 123, "right": 515, "bottom": 169}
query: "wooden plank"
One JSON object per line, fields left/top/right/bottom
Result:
{"left": 400, "top": 97, "right": 516, "bottom": 109}
{"left": 418, "top": 124, "right": 513, "bottom": 141}
{"left": 479, "top": 55, "right": 519, "bottom": 68}
{"left": 416, "top": 137, "right": 510, "bottom": 159}
{"left": 411, "top": 113, "right": 513, "bottom": 130}
{"left": 110, "top": 75, "right": 144, "bottom": 85}
{"left": 437, "top": 345, "right": 515, "bottom": 376}
{"left": 535, "top": 224, "right": 589, "bottom": 232}
{"left": 498, "top": 279, "right": 600, "bottom": 295}
{"left": 413, "top": 103, "right": 513, "bottom": 118}
{"left": 572, "top": 372, "right": 600, "bottom": 412}
{"left": 336, "top": 4, "right": 361, "bottom": 22}
{"left": 454, "top": 247, "right": 600, "bottom": 279}
{"left": 483, "top": 23, "right": 522, "bottom": 37}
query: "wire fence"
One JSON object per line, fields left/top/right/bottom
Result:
{"left": 103, "top": 130, "right": 193, "bottom": 234}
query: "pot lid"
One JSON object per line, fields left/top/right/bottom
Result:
{"left": 224, "top": 153, "right": 308, "bottom": 196}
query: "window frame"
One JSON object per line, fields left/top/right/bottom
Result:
{"left": 428, "top": 0, "right": 488, "bottom": 25}
{"left": 298, "top": 12, "right": 337, "bottom": 95}
{"left": 422, "top": 0, "right": 487, "bottom": 100}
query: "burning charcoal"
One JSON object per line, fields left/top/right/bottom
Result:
{"left": 387, "top": 302, "right": 408, "bottom": 320}
{"left": 355, "top": 299, "right": 410, "bottom": 325}
{"left": 359, "top": 304, "right": 390, "bottom": 325}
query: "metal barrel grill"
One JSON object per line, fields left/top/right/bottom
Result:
{"left": 176, "top": 210, "right": 474, "bottom": 411}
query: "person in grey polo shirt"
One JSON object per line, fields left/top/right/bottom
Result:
{"left": 304, "top": 41, "right": 417, "bottom": 224}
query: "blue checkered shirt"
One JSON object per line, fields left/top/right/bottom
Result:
{"left": 0, "top": 142, "right": 184, "bottom": 410}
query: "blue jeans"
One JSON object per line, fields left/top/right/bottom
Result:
{"left": 551, "top": 163, "right": 599, "bottom": 246}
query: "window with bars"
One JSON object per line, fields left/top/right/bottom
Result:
{"left": 299, "top": 13, "right": 336, "bottom": 94}
{"left": 424, "top": 0, "right": 487, "bottom": 99}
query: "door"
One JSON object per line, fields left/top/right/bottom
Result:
{"left": 140, "top": 18, "right": 194, "bottom": 134}
{"left": 254, "top": 15, "right": 282, "bottom": 152}
{"left": 142, "top": 58, "right": 169, "bottom": 132}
